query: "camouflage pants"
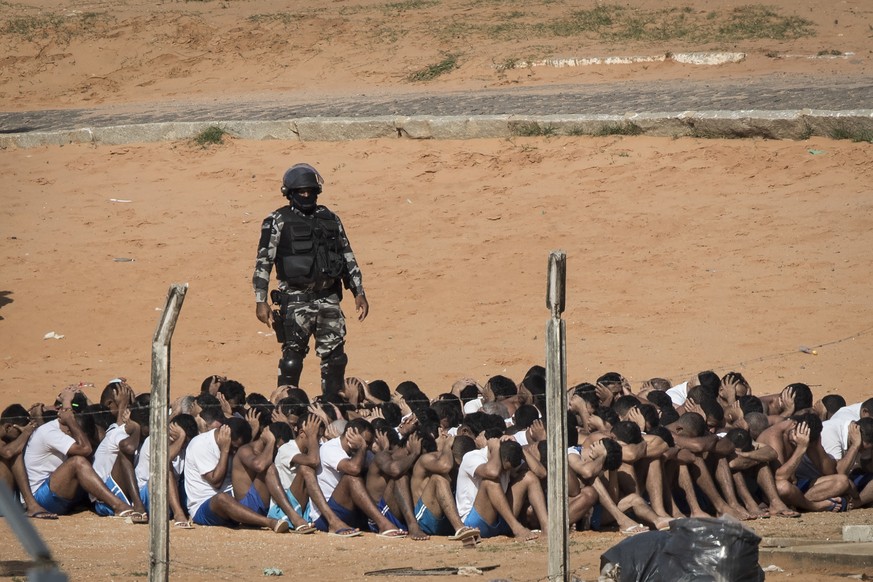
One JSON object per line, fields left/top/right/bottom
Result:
{"left": 281, "top": 295, "right": 346, "bottom": 358}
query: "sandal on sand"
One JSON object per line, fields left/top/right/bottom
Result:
{"left": 827, "top": 497, "right": 849, "bottom": 513}
{"left": 174, "top": 521, "right": 194, "bottom": 529}
{"left": 620, "top": 523, "right": 649, "bottom": 536}
{"left": 328, "top": 527, "right": 362, "bottom": 538}
{"left": 291, "top": 522, "right": 317, "bottom": 535}
{"left": 377, "top": 528, "right": 407, "bottom": 539}
{"left": 448, "top": 526, "right": 480, "bottom": 541}
{"left": 772, "top": 509, "right": 800, "bottom": 518}
{"left": 117, "top": 509, "right": 148, "bottom": 524}
{"left": 273, "top": 519, "right": 291, "bottom": 533}
{"left": 28, "top": 511, "right": 59, "bottom": 520}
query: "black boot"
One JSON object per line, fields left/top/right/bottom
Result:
{"left": 320, "top": 346, "right": 348, "bottom": 400}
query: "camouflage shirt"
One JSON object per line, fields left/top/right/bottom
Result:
{"left": 252, "top": 204, "right": 365, "bottom": 303}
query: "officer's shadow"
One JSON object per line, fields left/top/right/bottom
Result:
{"left": 0, "top": 291, "right": 12, "bottom": 320}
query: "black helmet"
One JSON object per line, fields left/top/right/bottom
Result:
{"left": 281, "top": 163, "right": 323, "bottom": 196}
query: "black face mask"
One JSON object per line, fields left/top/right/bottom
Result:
{"left": 290, "top": 190, "right": 318, "bottom": 213}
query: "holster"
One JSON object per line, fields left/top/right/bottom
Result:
{"left": 269, "top": 289, "right": 286, "bottom": 344}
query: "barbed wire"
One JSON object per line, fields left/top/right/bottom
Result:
{"left": 655, "top": 322, "right": 873, "bottom": 386}
{"left": 6, "top": 323, "right": 873, "bottom": 418}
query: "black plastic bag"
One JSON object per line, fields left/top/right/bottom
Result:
{"left": 599, "top": 517, "right": 764, "bottom": 582}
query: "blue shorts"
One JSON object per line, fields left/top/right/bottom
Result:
{"left": 33, "top": 480, "right": 84, "bottom": 516}
{"left": 463, "top": 507, "right": 510, "bottom": 538}
{"left": 589, "top": 503, "right": 603, "bottom": 531}
{"left": 314, "top": 496, "right": 364, "bottom": 532}
{"left": 239, "top": 483, "right": 267, "bottom": 516}
{"left": 796, "top": 478, "right": 814, "bottom": 493}
{"left": 267, "top": 489, "right": 311, "bottom": 522}
{"left": 93, "top": 476, "right": 131, "bottom": 516}
{"left": 414, "top": 498, "right": 451, "bottom": 536}
{"left": 192, "top": 495, "right": 235, "bottom": 527}
{"left": 851, "top": 471, "right": 873, "bottom": 492}
{"left": 367, "top": 497, "right": 406, "bottom": 532}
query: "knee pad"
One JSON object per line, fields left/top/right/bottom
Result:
{"left": 278, "top": 349, "right": 306, "bottom": 387}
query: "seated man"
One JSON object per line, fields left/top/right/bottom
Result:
{"left": 455, "top": 437, "right": 543, "bottom": 540}
{"left": 410, "top": 431, "right": 479, "bottom": 541}
{"left": 664, "top": 412, "right": 751, "bottom": 520}
{"left": 23, "top": 387, "right": 139, "bottom": 518}
{"left": 1, "top": 404, "right": 55, "bottom": 519}
{"left": 311, "top": 417, "right": 407, "bottom": 537}
{"left": 136, "top": 413, "right": 198, "bottom": 526}
{"left": 589, "top": 422, "right": 673, "bottom": 533}
{"left": 364, "top": 424, "right": 427, "bottom": 540}
{"left": 267, "top": 414, "right": 359, "bottom": 535}
{"left": 90, "top": 383, "right": 148, "bottom": 519}
{"left": 722, "top": 427, "right": 800, "bottom": 518}
{"left": 566, "top": 437, "right": 623, "bottom": 529}
{"left": 759, "top": 413, "right": 855, "bottom": 512}
{"left": 231, "top": 421, "right": 315, "bottom": 534}
{"left": 184, "top": 417, "right": 288, "bottom": 533}
{"left": 827, "top": 417, "right": 873, "bottom": 508}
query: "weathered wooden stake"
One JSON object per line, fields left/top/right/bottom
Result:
{"left": 149, "top": 283, "right": 188, "bottom": 582}
{"left": 545, "top": 251, "right": 569, "bottom": 582}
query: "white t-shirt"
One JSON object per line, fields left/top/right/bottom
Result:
{"left": 666, "top": 382, "right": 689, "bottom": 406}
{"left": 463, "top": 398, "right": 484, "bottom": 415}
{"left": 90, "top": 423, "right": 130, "bottom": 501}
{"left": 135, "top": 435, "right": 151, "bottom": 489}
{"left": 513, "top": 430, "right": 529, "bottom": 447}
{"left": 24, "top": 419, "right": 76, "bottom": 493}
{"left": 311, "top": 437, "right": 349, "bottom": 520}
{"left": 821, "top": 403, "right": 863, "bottom": 460}
{"left": 135, "top": 435, "right": 186, "bottom": 489}
{"left": 93, "top": 424, "right": 127, "bottom": 480}
{"left": 455, "top": 447, "right": 509, "bottom": 521}
{"left": 184, "top": 429, "right": 232, "bottom": 517}
{"left": 274, "top": 439, "right": 302, "bottom": 491}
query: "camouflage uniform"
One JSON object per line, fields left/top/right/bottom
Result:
{"left": 253, "top": 203, "right": 365, "bottom": 392}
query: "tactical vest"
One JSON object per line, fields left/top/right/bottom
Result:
{"left": 275, "top": 206, "right": 345, "bottom": 289}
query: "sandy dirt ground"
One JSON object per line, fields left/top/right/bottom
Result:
{"left": 2, "top": 0, "right": 873, "bottom": 580}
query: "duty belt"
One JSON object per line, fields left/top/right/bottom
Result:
{"left": 276, "top": 288, "right": 338, "bottom": 303}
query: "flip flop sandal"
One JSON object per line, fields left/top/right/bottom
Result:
{"left": 28, "top": 511, "right": 59, "bottom": 520}
{"left": 328, "top": 527, "right": 362, "bottom": 538}
{"left": 291, "top": 522, "right": 317, "bottom": 534}
{"left": 377, "top": 528, "right": 407, "bottom": 538}
{"left": 272, "top": 519, "right": 291, "bottom": 533}
{"left": 448, "top": 526, "right": 480, "bottom": 541}
{"left": 174, "top": 521, "right": 195, "bottom": 529}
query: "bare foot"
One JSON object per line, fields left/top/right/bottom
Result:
{"left": 513, "top": 527, "right": 538, "bottom": 541}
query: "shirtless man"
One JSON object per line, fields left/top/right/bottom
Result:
{"left": 410, "top": 431, "right": 479, "bottom": 541}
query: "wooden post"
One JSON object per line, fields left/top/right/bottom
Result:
{"left": 149, "top": 283, "right": 188, "bottom": 582}
{"left": 545, "top": 251, "right": 569, "bottom": 582}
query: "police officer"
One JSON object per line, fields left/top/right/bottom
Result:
{"left": 252, "top": 163, "right": 368, "bottom": 398}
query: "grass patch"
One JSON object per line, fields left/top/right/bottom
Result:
{"left": 193, "top": 126, "right": 228, "bottom": 147}
{"left": 2, "top": 11, "right": 111, "bottom": 41}
{"left": 406, "top": 53, "right": 458, "bottom": 81}
{"left": 829, "top": 125, "right": 873, "bottom": 143}
{"left": 534, "top": 4, "right": 814, "bottom": 43}
{"left": 247, "top": 13, "right": 299, "bottom": 25}
{"left": 595, "top": 122, "right": 644, "bottom": 136}
{"left": 719, "top": 5, "right": 814, "bottom": 39}
{"left": 509, "top": 121, "right": 557, "bottom": 137}
{"left": 381, "top": 0, "right": 439, "bottom": 11}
